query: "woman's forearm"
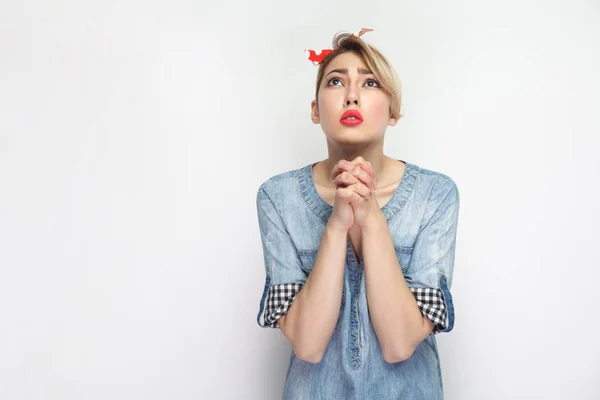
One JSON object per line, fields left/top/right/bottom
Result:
{"left": 280, "top": 222, "right": 347, "bottom": 363}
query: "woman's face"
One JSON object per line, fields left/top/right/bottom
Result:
{"left": 311, "top": 51, "right": 397, "bottom": 145}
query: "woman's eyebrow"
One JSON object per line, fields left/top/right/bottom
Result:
{"left": 325, "top": 68, "right": 373, "bottom": 78}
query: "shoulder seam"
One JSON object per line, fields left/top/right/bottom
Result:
{"left": 430, "top": 175, "right": 452, "bottom": 198}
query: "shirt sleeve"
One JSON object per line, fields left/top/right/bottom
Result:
{"left": 407, "top": 177, "right": 460, "bottom": 335}
{"left": 255, "top": 180, "right": 308, "bottom": 329}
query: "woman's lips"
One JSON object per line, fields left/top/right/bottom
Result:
{"left": 340, "top": 110, "right": 363, "bottom": 125}
{"left": 340, "top": 118, "right": 363, "bottom": 126}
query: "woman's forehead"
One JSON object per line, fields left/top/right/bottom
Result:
{"left": 325, "top": 53, "right": 369, "bottom": 73}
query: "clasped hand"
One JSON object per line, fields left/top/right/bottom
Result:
{"left": 330, "top": 156, "right": 383, "bottom": 229}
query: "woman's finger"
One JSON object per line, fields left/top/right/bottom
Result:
{"left": 349, "top": 191, "right": 366, "bottom": 208}
{"left": 331, "top": 160, "right": 355, "bottom": 182}
{"left": 358, "top": 161, "right": 376, "bottom": 184}
{"left": 332, "top": 171, "right": 359, "bottom": 187}
{"left": 350, "top": 158, "right": 376, "bottom": 188}
{"left": 350, "top": 165, "right": 375, "bottom": 190}
{"left": 332, "top": 160, "right": 375, "bottom": 190}
{"left": 350, "top": 181, "right": 371, "bottom": 198}
{"left": 336, "top": 186, "right": 354, "bottom": 202}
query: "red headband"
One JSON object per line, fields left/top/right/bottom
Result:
{"left": 305, "top": 28, "right": 374, "bottom": 66}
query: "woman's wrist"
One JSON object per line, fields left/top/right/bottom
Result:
{"left": 325, "top": 220, "right": 349, "bottom": 237}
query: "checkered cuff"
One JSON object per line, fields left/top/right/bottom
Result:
{"left": 410, "top": 287, "right": 449, "bottom": 334}
{"left": 260, "top": 283, "right": 304, "bottom": 328}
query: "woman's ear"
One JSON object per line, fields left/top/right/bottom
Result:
{"left": 311, "top": 100, "right": 320, "bottom": 124}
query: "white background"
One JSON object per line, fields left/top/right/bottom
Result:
{"left": 1, "top": 1, "right": 599, "bottom": 399}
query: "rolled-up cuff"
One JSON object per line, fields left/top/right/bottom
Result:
{"left": 410, "top": 286, "right": 453, "bottom": 334}
{"left": 258, "top": 283, "right": 303, "bottom": 328}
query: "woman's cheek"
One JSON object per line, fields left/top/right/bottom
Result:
{"left": 369, "top": 99, "right": 391, "bottom": 121}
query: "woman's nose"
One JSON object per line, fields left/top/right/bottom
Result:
{"left": 345, "top": 84, "right": 360, "bottom": 105}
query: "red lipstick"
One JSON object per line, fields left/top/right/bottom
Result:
{"left": 340, "top": 110, "right": 363, "bottom": 125}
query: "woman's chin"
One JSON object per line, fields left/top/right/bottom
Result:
{"left": 328, "top": 133, "right": 375, "bottom": 146}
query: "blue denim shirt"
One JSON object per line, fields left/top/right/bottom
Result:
{"left": 256, "top": 160, "right": 460, "bottom": 400}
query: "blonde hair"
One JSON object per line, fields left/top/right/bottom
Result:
{"left": 314, "top": 31, "right": 403, "bottom": 120}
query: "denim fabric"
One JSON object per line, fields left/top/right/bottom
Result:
{"left": 256, "top": 160, "right": 460, "bottom": 400}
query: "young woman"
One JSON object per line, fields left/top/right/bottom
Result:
{"left": 256, "top": 30, "right": 460, "bottom": 400}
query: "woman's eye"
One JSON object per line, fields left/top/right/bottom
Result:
{"left": 365, "top": 79, "right": 380, "bottom": 88}
{"left": 327, "top": 77, "right": 380, "bottom": 87}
